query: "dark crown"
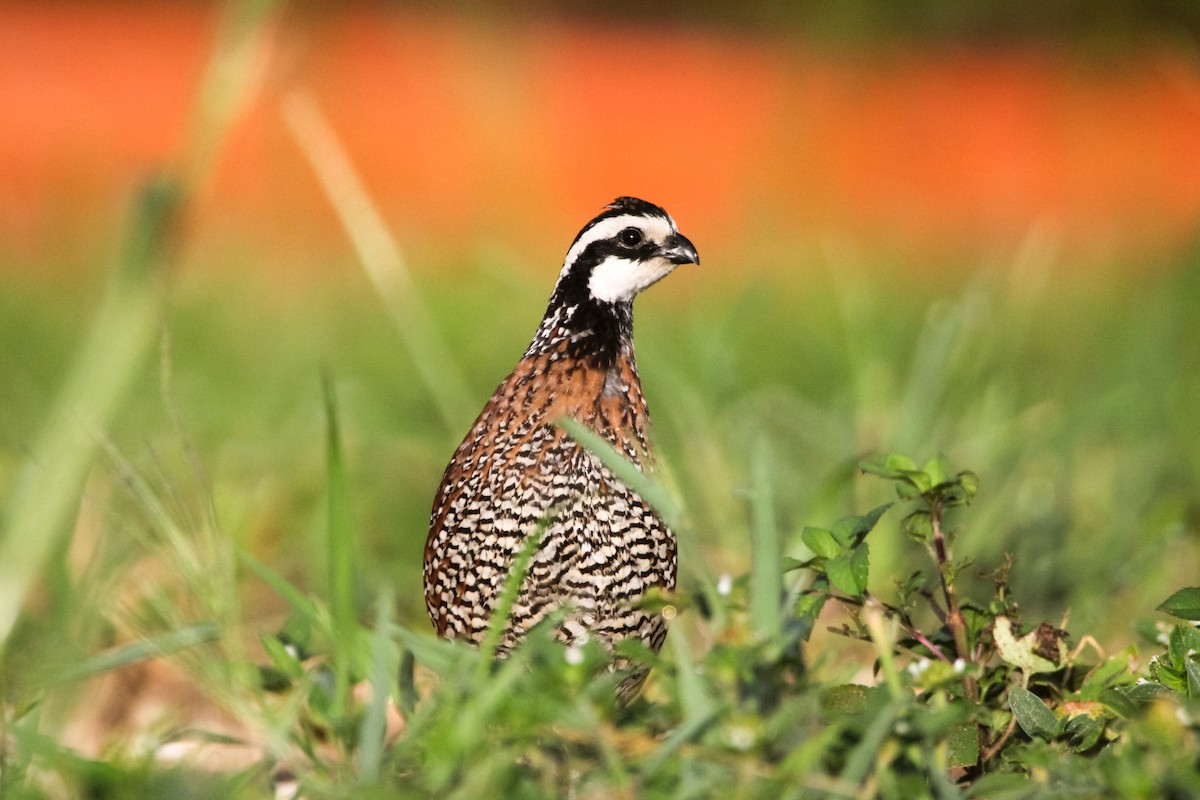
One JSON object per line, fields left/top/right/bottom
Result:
{"left": 605, "top": 196, "right": 669, "bottom": 217}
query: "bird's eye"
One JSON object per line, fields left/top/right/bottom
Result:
{"left": 618, "top": 227, "right": 643, "bottom": 247}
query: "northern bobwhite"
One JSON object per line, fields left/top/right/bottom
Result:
{"left": 424, "top": 197, "right": 698, "bottom": 697}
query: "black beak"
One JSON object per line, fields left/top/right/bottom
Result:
{"left": 662, "top": 232, "right": 700, "bottom": 266}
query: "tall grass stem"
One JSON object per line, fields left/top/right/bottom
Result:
{"left": 323, "top": 372, "right": 360, "bottom": 718}
{"left": 284, "top": 91, "right": 472, "bottom": 432}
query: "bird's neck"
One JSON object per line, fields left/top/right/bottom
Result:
{"left": 525, "top": 299, "right": 634, "bottom": 370}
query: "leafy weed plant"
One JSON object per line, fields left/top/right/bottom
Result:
{"left": 236, "top": 442, "right": 1200, "bottom": 799}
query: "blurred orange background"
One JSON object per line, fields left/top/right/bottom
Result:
{"left": 2, "top": 2, "right": 1199, "bottom": 274}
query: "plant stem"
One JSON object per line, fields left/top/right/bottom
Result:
{"left": 980, "top": 715, "right": 1019, "bottom": 764}
{"left": 930, "top": 502, "right": 966, "bottom": 654}
{"left": 906, "top": 627, "right": 952, "bottom": 663}
{"left": 930, "top": 499, "right": 978, "bottom": 701}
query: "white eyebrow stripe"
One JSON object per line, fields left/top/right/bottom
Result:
{"left": 559, "top": 213, "right": 677, "bottom": 277}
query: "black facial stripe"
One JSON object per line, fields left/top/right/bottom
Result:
{"left": 589, "top": 238, "right": 662, "bottom": 264}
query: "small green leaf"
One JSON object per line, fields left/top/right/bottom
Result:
{"left": 957, "top": 470, "right": 980, "bottom": 501}
{"left": 947, "top": 721, "right": 980, "bottom": 768}
{"left": 1157, "top": 587, "right": 1200, "bottom": 621}
{"left": 1097, "top": 686, "right": 1139, "bottom": 718}
{"left": 1186, "top": 654, "right": 1200, "bottom": 699}
{"left": 794, "top": 590, "right": 828, "bottom": 642}
{"left": 1009, "top": 685, "right": 1057, "bottom": 741}
{"left": 902, "top": 470, "right": 933, "bottom": 494}
{"left": 1081, "top": 654, "right": 1136, "bottom": 691}
{"left": 826, "top": 554, "right": 856, "bottom": 595}
{"left": 858, "top": 453, "right": 917, "bottom": 478}
{"left": 960, "top": 603, "right": 993, "bottom": 648}
{"left": 922, "top": 455, "right": 949, "bottom": 487}
{"left": 900, "top": 510, "right": 933, "bottom": 542}
{"left": 821, "top": 683, "right": 870, "bottom": 716}
{"left": 1064, "top": 714, "right": 1105, "bottom": 752}
{"left": 829, "top": 504, "right": 892, "bottom": 546}
{"left": 1149, "top": 655, "right": 1188, "bottom": 693}
{"left": 1181, "top": 624, "right": 1200, "bottom": 651}
{"left": 1125, "top": 680, "right": 1175, "bottom": 704}
{"left": 827, "top": 544, "right": 869, "bottom": 596}
{"left": 801, "top": 526, "right": 841, "bottom": 559}
{"left": 1168, "top": 625, "right": 1188, "bottom": 668}
{"left": 849, "top": 544, "right": 869, "bottom": 590}
{"left": 781, "top": 556, "right": 812, "bottom": 572}
{"left": 895, "top": 570, "right": 928, "bottom": 606}
{"left": 938, "top": 484, "right": 972, "bottom": 508}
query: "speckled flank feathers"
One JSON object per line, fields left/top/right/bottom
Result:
{"left": 423, "top": 198, "right": 699, "bottom": 699}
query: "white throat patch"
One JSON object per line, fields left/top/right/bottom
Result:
{"left": 588, "top": 255, "right": 679, "bottom": 304}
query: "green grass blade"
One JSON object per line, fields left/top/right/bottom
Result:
{"left": 0, "top": 180, "right": 176, "bottom": 649}
{"left": 750, "top": 434, "right": 782, "bottom": 643}
{"left": 388, "top": 622, "right": 470, "bottom": 677}
{"left": 398, "top": 647, "right": 417, "bottom": 716}
{"left": 837, "top": 698, "right": 905, "bottom": 786}
{"left": 862, "top": 600, "right": 905, "bottom": 699}
{"left": 643, "top": 629, "right": 719, "bottom": 779}
{"left": 323, "top": 372, "right": 359, "bottom": 717}
{"left": 474, "top": 516, "right": 547, "bottom": 682}
{"left": 558, "top": 417, "right": 682, "bottom": 530}
{"left": 0, "top": 0, "right": 279, "bottom": 652}
{"left": 43, "top": 622, "right": 220, "bottom": 687}
{"left": 236, "top": 548, "right": 325, "bottom": 633}
{"left": 669, "top": 624, "right": 717, "bottom": 727}
{"left": 560, "top": 415, "right": 722, "bottom": 630}
{"left": 284, "top": 92, "right": 472, "bottom": 431}
{"left": 358, "top": 589, "right": 396, "bottom": 785}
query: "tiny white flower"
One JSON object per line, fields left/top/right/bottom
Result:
{"left": 726, "top": 724, "right": 756, "bottom": 750}
{"left": 953, "top": 658, "right": 966, "bottom": 673}
{"left": 564, "top": 646, "right": 584, "bottom": 666}
{"left": 907, "top": 657, "right": 931, "bottom": 677}
{"left": 717, "top": 574, "right": 733, "bottom": 596}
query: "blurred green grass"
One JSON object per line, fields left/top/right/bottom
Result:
{"left": 1, "top": 243, "right": 1196, "bottom": 645}
{"left": 3, "top": 1, "right": 1199, "bottom": 790}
